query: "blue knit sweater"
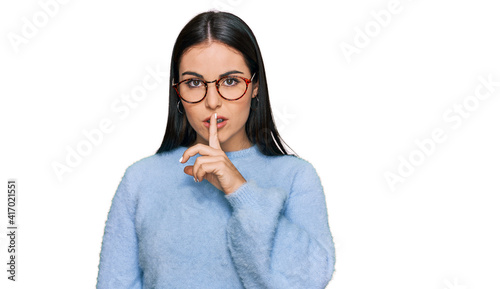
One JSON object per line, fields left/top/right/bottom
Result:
{"left": 97, "top": 144, "right": 335, "bottom": 288}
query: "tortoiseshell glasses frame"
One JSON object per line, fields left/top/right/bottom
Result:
{"left": 172, "top": 73, "right": 256, "bottom": 104}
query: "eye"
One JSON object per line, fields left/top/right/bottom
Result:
{"left": 221, "top": 77, "right": 240, "bottom": 87}
{"left": 186, "top": 79, "right": 204, "bottom": 88}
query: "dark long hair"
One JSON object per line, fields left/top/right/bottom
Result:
{"left": 156, "top": 11, "right": 293, "bottom": 156}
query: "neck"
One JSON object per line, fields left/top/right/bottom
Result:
{"left": 222, "top": 138, "right": 253, "bottom": 152}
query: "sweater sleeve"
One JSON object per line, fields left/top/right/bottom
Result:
{"left": 96, "top": 169, "right": 143, "bottom": 289}
{"left": 225, "top": 161, "right": 335, "bottom": 289}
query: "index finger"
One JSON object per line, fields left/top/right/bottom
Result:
{"left": 209, "top": 112, "right": 221, "bottom": 150}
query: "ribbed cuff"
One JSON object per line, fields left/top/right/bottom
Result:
{"left": 225, "top": 180, "right": 259, "bottom": 208}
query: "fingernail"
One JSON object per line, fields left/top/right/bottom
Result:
{"left": 214, "top": 112, "right": 217, "bottom": 120}
{"left": 179, "top": 156, "right": 183, "bottom": 163}
{"left": 193, "top": 177, "right": 197, "bottom": 182}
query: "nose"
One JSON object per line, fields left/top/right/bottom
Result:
{"left": 205, "top": 81, "right": 221, "bottom": 110}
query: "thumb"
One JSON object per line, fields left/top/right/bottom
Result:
{"left": 184, "top": 165, "right": 193, "bottom": 176}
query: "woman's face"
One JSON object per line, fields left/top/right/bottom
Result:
{"left": 178, "top": 41, "right": 258, "bottom": 152}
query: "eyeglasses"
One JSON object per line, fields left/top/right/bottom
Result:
{"left": 173, "top": 73, "right": 255, "bottom": 104}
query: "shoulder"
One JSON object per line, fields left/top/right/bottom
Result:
{"left": 267, "top": 152, "right": 316, "bottom": 173}
{"left": 255, "top": 152, "right": 325, "bottom": 202}
{"left": 122, "top": 147, "right": 184, "bottom": 183}
{"left": 262, "top": 152, "right": 320, "bottom": 184}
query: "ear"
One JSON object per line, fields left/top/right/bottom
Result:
{"left": 251, "top": 80, "right": 259, "bottom": 98}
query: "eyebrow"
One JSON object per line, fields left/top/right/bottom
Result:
{"left": 181, "top": 70, "right": 244, "bottom": 79}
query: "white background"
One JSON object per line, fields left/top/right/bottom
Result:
{"left": 1, "top": 0, "right": 499, "bottom": 288}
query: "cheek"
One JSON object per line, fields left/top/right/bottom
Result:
{"left": 184, "top": 107, "right": 202, "bottom": 130}
{"left": 232, "top": 101, "right": 252, "bottom": 123}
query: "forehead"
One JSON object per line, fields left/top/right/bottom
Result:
{"left": 179, "top": 41, "right": 250, "bottom": 77}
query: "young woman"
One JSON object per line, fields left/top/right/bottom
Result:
{"left": 97, "top": 11, "right": 335, "bottom": 289}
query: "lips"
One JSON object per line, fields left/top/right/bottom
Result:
{"left": 203, "top": 115, "right": 228, "bottom": 129}
{"left": 203, "top": 115, "right": 227, "bottom": 124}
